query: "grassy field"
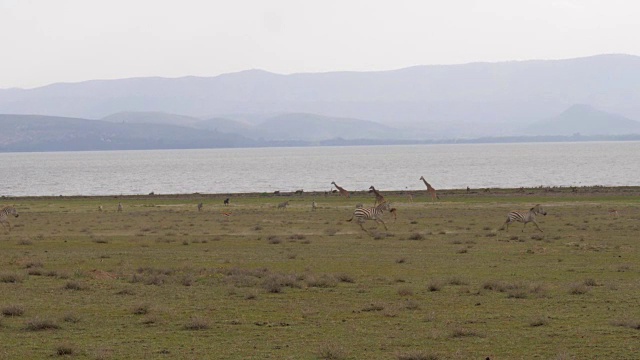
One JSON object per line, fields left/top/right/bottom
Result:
{"left": 1, "top": 187, "right": 639, "bottom": 359}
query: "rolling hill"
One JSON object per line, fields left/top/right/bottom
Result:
{"left": 525, "top": 104, "right": 640, "bottom": 136}
{"left": 2, "top": 54, "right": 640, "bottom": 139}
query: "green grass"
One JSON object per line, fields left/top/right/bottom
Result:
{"left": 1, "top": 187, "right": 639, "bottom": 359}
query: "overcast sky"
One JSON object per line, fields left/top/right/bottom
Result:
{"left": 1, "top": 0, "right": 638, "bottom": 89}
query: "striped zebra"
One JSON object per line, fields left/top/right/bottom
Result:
{"left": 0, "top": 205, "right": 19, "bottom": 232}
{"left": 346, "top": 201, "right": 391, "bottom": 233}
{"left": 500, "top": 204, "right": 547, "bottom": 232}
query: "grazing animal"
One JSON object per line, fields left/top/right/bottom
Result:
{"left": 98, "top": 205, "right": 103, "bottom": 212}
{"left": 369, "top": 186, "right": 385, "bottom": 206}
{"left": 295, "top": 189, "right": 304, "bottom": 195}
{"left": 0, "top": 205, "right": 19, "bottom": 232}
{"left": 389, "top": 207, "right": 397, "bottom": 221}
{"left": 197, "top": 202, "right": 203, "bottom": 211}
{"left": 277, "top": 201, "right": 289, "bottom": 210}
{"left": 609, "top": 209, "right": 619, "bottom": 217}
{"left": 331, "top": 181, "right": 350, "bottom": 198}
{"left": 117, "top": 202, "right": 123, "bottom": 212}
{"left": 419, "top": 176, "right": 440, "bottom": 201}
{"left": 223, "top": 198, "right": 230, "bottom": 206}
{"left": 501, "top": 204, "right": 547, "bottom": 232}
{"left": 346, "top": 202, "right": 391, "bottom": 233}
{"left": 311, "top": 200, "right": 317, "bottom": 211}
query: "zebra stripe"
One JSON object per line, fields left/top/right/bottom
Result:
{"left": 0, "top": 205, "right": 19, "bottom": 232}
{"left": 501, "top": 204, "right": 547, "bottom": 232}
{"left": 347, "top": 201, "right": 391, "bottom": 233}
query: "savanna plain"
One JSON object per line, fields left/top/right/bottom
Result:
{"left": 1, "top": 187, "right": 639, "bottom": 360}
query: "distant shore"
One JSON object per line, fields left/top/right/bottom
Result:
{"left": 4, "top": 185, "right": 639, "bottom": 201}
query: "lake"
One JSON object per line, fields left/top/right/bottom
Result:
{"left": 1, "top": 142, "right": 639, "bottom": 197}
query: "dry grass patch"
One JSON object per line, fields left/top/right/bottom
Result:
{"left": 396, "top": 351, "right": 440, "bottom": 360}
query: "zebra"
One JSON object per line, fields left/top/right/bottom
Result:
{"left": 346, "top": 201, "right": 391, "bottom": 233}
{"left": 311, "top": 199, "right": 317, "bottom": 211}
{"left": 0, "top": 205, "right": 19, "bottom": 232}
{"left": 500, "top": 204, "right": 547, "bottom": 232}
{"left": 117, "top": 202, "right": 123, "bottom": 212}
{"left": 277, "top": 201, "right": 289, "bottom": 210}
{"left": 197, "top": 202, "right": 203, "bottom": 211}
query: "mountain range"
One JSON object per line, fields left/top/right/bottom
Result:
{"left": 2, "top": 54, "right": 640, "bottom": 151}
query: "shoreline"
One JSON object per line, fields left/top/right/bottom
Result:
{"left": 3, "top": 185, "right": 640, "bottom": 201}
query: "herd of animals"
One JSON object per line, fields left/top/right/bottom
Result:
{"left": 0, "top": 176, "right": 549, "bottom": 236}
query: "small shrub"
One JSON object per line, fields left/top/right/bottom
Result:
{"left": 317, "top": 342, "right": 347, "bottom": 360}
{"left": 25, "top": 318, "right": 60, "bottom": 331}
{"left": 336, "top": 273, "right": 355, "bottom": 283}
{"left": 450, "top": 327, "right": 480, "bottom": 338}
{"left": 448, "top": 277, "right": 468, "bottom": 286}
{"left": 407, "top": 232, "right": 424, "bottom": 241}
{"left": 396, "top": 257, "right": 407, "bottom": 264}
{"left": 306, "top": 274, "right": 337, "bottom": 288}
{"left": 17, "top": 239, "right": 33, "bottom": 245}
{"left": 397, "top": 287, "right": 414, "bottom": 296}
{"left": 116, "top": 288, "right": 135, "bottom": 296}
{"left": 569, "top": 283, "right": 589, "bottom": 295}
{"left": 397, "top": 351, "right": 440, "bottom": 360}
{"left": 267, "top": 235, "right": 282, "bottom": 244}
{"left": 583, "top": 278, "right": 598, "bottom": 286}
{"left": 2, "top": 305, "right": 25, "bottom": 317}
{"left": 64, "top": 281, "right": 87, "bottom": 291}
{"left": 62, "top": 313, "right": 81, "bottom": 323}
{"left": 24, "top": 261, "right": 43, "bottom": 269}
{"left": 184, "top": 317, "right": 209, "bottom": 330}
{"left": 56, "top": 343, "right": 76, "bottom": 356}
{"left": 0, "top": 272, "right": 24, "bottom": 283}
{"left": 427, "top": 280, "right": 443, "bottom": 292}
{"left": 611, "top": 319, "right": 640, "bottom": 330}
{"left": 132, "top": 304, "right": 150, "bottom": 315}
{"left": 361, "top": 303, "right": 385, "bottom": 312}
{"left": 529, "top": 316, "right": 549, "bottom": 327}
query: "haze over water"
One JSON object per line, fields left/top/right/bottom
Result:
{"left": 2, "top": 142, "right": 639, "bottom": 197}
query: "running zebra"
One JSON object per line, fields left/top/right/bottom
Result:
{"left": 0, "top": 205, "right": 19, "bottom": 232}
{"left": 346, "top": 201, "right": 391, "bottom": 233}
{"left": 500, "top": 204, "right": 547, "bottom": 232}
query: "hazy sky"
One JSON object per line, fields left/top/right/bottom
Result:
{"left": 1, "top": 0, "right": 638, "bottom": 89}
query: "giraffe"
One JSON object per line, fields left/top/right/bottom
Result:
{"left": 331, "top": 181, "right": 350, "bottom": 198}
{"left": 368, "top": 186, "right": 385, "bottom": 206}
{"left": 419, "top": 176, "right": 439, "bottom": 201}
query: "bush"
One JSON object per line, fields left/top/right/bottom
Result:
{"left": 25, "top": 318, "right": 60, "bottom": 331}
{"left": 2, "top": 305, "right": 25, "bottom": 317}
{"left": 184, "top": 317, "right": 209, "bottom": 330}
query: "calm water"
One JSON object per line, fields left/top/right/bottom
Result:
{"left": 1, "top": 142, "right": 639, "bottom": 197}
